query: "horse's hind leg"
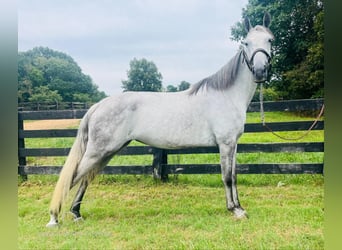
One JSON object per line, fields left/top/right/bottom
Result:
{"left": 70, "top": 155, "right": 110, "bottom": 221}
{"left": 70, "top": 178, "right": 89, "bottom": 221}
{"left": 68, "top": 141, "right": 130, "bottom": 222}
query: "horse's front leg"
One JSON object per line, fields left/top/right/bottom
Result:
{"left": 219, "top": 142, "right": 247, "bottom": 219}
{"left": 231, "top": 144, "right": 248, "bottom": 218}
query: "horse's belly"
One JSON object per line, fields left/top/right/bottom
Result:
{"left": 130, "top": 118, "right": 216, "bottom": 149}
{"left": 135, "top": 134, "right": 217, "bottom": 149}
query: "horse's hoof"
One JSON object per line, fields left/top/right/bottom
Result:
{"left": 233, "top": 207, "right": 248, "bottom": 219}
{"left": 73, "top": 217, "right": 84, "bottom": 223}
{"left": 46, "top": 220, "right": 59, "bottom": 228}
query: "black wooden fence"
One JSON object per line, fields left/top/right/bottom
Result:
{"left": 18, "top": 99, "right": 324, "bottom": 179}
{"left": 18, "top": 101, "right": 93, "bottom": 111}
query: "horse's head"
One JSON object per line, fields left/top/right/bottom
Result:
{"left": 241, "top": 12, "right": 274, "bottom": 83}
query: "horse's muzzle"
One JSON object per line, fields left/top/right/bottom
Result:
{"left": 242, "top": 48, "right": 271, "bottom": 83}
{"left": 252, "top": 66, "right": 268, "bottom": 83}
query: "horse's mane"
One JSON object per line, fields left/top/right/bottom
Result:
{"left": 188, "top": 50, "right": 243, "bottom": 95}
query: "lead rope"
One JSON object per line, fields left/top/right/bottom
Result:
{"left": 259, "top": 83, "right": 324, "bottom": 141}
{"left": 259, "top": 82, "right": 265, "bottom": 126}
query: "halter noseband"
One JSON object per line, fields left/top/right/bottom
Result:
{"left": 241, "top": 48, "right": 272, "bottom": 75}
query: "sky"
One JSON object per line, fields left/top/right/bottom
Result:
{"left": 18, "top": 0, "right": 248, "bottom": 95}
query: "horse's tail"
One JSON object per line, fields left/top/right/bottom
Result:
{"left": 49, "top": 108, "right": 93, "bottom": 218}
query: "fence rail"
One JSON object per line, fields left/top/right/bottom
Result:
{"left": 18, "top": 99, "right": 324, "bottom": 178}
{"left": 18, "top": 101, "right": 93, "bottom": 111}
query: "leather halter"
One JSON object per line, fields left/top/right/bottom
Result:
{"left": 241, "top": 48, "right": 272, "bottom": 75}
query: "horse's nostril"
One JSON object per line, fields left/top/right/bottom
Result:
{"left": 253, "top": 67, "right": 268, "bottom": 82}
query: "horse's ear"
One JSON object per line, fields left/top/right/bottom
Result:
{"left": 263, "top": 12, "right": 271, "bottom": 28}
{"left": 244, "top": 17, "right": 252, "bottom": 33}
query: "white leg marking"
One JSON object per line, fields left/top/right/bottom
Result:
{"left": 233, "top": 207, "right": 248, "bottom": 219}
{"left": 46, "top": 215, "right": 59, "bottom": 228}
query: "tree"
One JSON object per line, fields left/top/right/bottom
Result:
{"left": 165, "top": 81, "right": 191, "bottom": 92}
{"left": 178, "top": 81, "right": 191, "bottom": 91}
{"left": 72, "top": 93, "right": 92, "bottom": 103}
{"left": 29, "top": 86, "right": 62, "bottom": 103}
{"left": 18, "top": 47, "right": 107, "bottom": 102}
{"left": 281, "top": 10, "right": 324, "bottom": 99}
{"left": 166, "top": 85, "right": 178, "bottom": 92}
{"left": 122, "top": 58, "right": 163, "bottom": 92}
{"left": 230, "top": 0, "right": 324, "bottom": 100}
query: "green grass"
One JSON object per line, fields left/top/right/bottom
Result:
{"left": 18, "top": 111, "right": 324, "bottom": 249}
{"left": 18, "top": 174, "right": 323, "bottom": 249}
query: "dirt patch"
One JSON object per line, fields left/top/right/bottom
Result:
{"left": 24, "top": 119, "right": 81, "bottom": 130}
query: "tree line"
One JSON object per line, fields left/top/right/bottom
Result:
{"left": 18, "top": 1, "right": 323, "bottom": 103}
{"left": 18, "top": 47, "right": 107, "bottom": 103}
{"left": 18, "top": 48, "right": 190, "bottom": 104}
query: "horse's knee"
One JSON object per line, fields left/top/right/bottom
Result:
{"left": 222, "top": 175, "right": 232, "bottom": 187}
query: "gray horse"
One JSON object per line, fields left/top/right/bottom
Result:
{"left": 47, "top": 12, "right": 274, "bottom": 227}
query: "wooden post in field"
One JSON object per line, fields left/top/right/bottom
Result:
{"left": 18, "top": 113, "right": 27, "bottom": 181}
{"left": 152, "top": 148, "right": 168, "bottom": 181}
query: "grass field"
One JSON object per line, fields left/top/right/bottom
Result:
{"left": 18, "top": 111, "right": 324, "bottom": 249}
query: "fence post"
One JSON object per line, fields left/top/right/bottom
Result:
{"left": 152, "top": 148, "right": 168, "bottom": 181}
{"left": 18, "top": 113, "right": 27, "bottom": 181}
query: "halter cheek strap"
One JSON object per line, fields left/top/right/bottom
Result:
{"left": 241, "top": 48, "right": 272, "bottom": 74}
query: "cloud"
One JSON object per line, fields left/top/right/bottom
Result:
{"left": 18, "top": 0, "right": 248, "bottom": 95}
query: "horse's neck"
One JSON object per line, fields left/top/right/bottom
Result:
{"left": 226, "top": 64, "right": 257, "bottom": 112}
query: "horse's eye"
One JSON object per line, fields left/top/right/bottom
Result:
{"left": 268, "top": 39, "right": 273, "bottom": 43}
{"left": 242, "top": 41, "right": 248, "bottom": 46}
